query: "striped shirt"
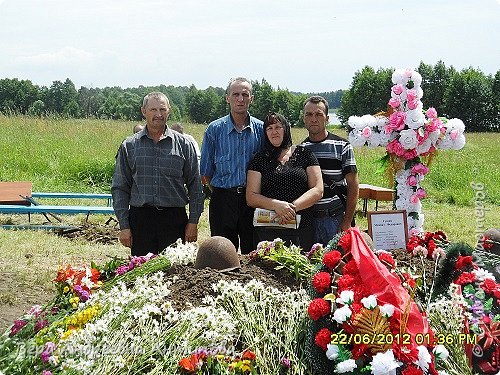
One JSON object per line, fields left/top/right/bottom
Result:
{"left": 200, "top": 114, "right": 263, "bottom": 188}
{"left": 302, "top": 132, "right": 357, "bottom": 211}
{"left": 112, "top": 126, "right": 204, "bottom": 230}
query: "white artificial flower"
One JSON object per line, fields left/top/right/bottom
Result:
{"left": 367, "top": 132, "right": 382, "bottom": 147}
{"left": 415, "top": 345, "right": 432, "bottom": 372}
{"left": 333, "top": 305, "right": 352, "bottom": 324}
{"left": 370, "top": 350, "right": 402, "bottom": 375}
{"left": 428, "top": 129, "right": 440, "bottom": 144}
{"left": 326, "top": 344, "right": 340, "bottom": 360}
{"left": 379, "top": 304, "right": 395, "bottom": 318}
{"left": 336, "top": 290, "right": 354, "bottom": 305}
{"left": 361, "top": 295, "right": 377, "bottom": 309}
{"left": 360, "top": 114, "right": 378, "bottom": 128}
{"left": 335, "top": 359, "right": 357, "bottom": 373}
{"left": 447, "top": 118, "right": 465, "bottom": 132}
{"left": 433, "top": 344, "right": 449, "bottom": 360}
{"left": 348, "top": 115, "right": 364, "bottom": 129}
{"left": 399, "top": 129, "right": 418, "bottom": 149}
{"left": 451, "top": 134, "right": 466, "bottom": 150}
{"left": 411, "top": 71, "right": 423, "bottom": 86}
{"left": 436, "top": 136, "right": 453, "bottom": 150}
{"left": 392, "top": 69, "right": 407, "bottom": 85}
{"left": 473, "top": 268, "right": 495, "bottom": 282}
{"left": 416, "top": 137, "right": 432, "bottom": 155}
{"left": 349, "top": 130, "right": 367, "bottom": 147}
{"left": 405, "top": 109, "right": 425, "bottom": 129}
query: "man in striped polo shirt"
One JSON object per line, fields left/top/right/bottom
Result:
{"left": 302, "top": 96, "right": 359, "bottom": 246}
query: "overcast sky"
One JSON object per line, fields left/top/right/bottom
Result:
{"left": 0, "top": 0, "right": 498, "bottom": 93}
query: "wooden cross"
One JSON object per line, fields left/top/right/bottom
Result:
{"left": 347, "top": 68, "right": 466, "bottom": 235}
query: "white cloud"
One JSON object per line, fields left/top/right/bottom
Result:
{"left": 15, "top": 47, "right": 95, "bottom": 67}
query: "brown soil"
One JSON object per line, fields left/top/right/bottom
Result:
{"left": 0, "top": 224, "right": 303, "bottom": 333}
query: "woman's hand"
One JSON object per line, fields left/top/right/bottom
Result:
{"left": 273, "top": 200, "right": 296, "bottom": 223}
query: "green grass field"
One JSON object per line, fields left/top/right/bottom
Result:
{"left": 0, "top": 115, "right": 498, "bottom": 330}
{"left": 0, "top": 114, "right": 498, "bottom": 243}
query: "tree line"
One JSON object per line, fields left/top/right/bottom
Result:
{"left": 0, "top": 61, "right": 497, "bottom": 131}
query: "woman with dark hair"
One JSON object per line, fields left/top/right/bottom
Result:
{"left": 246, "top": 112, "right": 323, "bottom": 252}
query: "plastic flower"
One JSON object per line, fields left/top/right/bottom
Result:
{"left": 326, "top": 344, "right": 339, "bottom": 360}
{"left": 307, "top": 298, "right": 330, "bottom": 321}
{"left": 336, "top": 290, "right": 354, "bottom": 305}
{"left": 9, "top": 319, "right": 27, "bottom": 336}
{"left": 333, "top": 305, "right": 352, "bottom": 324}
{"left": 399, "top": 129, "right": 418, "bottom": 149}
{"left": 371, "top": 350, "right": 403, "bottom": 375}
{"left": 433, "top": 345, "right": 449, "bottom": 361}
{"left": 315, "top": 328, "right": 333, "bottom": 351}
{"left": 312, "top": 272, "right": 332, "bottom": 293}
{"left": 323, "top": 251, "right": 342, "bottom": 270}
{"left": 335, "top": 359, "right": 357, "bottom": 373}
{"left": 380, "top": 303, "right": 395, "bottom": 318}
{"left": 361, "top": 295, "right": 377, "bottom": 309}
{"left": 414, "top": 345, "right": 432, "bottom": 372}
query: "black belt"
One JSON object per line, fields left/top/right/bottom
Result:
{"left": 214, "top": 186, "right": 246, "bottom": 194}
{"left": 139, "top": 204, "right": 172, "bottom": 211}
{"left": 312, "top": 208, "right": 343, "bottom": 218}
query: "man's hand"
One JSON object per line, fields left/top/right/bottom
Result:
{"left": 119, "top": 229, "right": 132, "bottom": 248}
{"left": 185, "top": 223, "right": 198, "bottom": 243}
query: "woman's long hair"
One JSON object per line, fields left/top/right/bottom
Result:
{"left": 262, "top": 112, "right": 292, "bottom": 160}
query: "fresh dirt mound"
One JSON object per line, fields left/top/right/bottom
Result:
{"left": 166, "top": 256, "right": 304, "bottom": 311}
{"left": 57, "top": 223, "right": 120, "bottom": 245}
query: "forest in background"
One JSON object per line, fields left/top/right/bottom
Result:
{"left": 0, "top": 61, "right": 498, "bottom": 130}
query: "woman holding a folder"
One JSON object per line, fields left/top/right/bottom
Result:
{"left": 246, "top": 112, "right": 323, "bottom": 252}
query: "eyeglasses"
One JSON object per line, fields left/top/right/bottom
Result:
{"left": 265, "top": 125, "right": 284, "bottom": 132}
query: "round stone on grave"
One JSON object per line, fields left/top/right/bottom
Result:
{"left": 195, "top": 236, "right": 241, "bottom": 271}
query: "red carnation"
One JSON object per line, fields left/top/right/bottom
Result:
{"left": 307, "top": 298, "right": 330, "bottom": 321}
{"left": 455, "top": 255, "right": 473, "bottom": 270}
{"left": 481, "top": 279, "right": 499, "bottom": 295}
{"left": 377, "top": 252, "right": 395, "bottom": 268}
{"left": 323, "top": 251, "right": 342, "bottom": 271}
{"left": 342, "top": 259, "right": 358, "bottom": 275}
{"left": 480, "top": 235, "right": 494, "bottom": 250}
{"left": 402, "top": 272, "right": 416, "bottom": 289}
{"left": 314, "top": 328, "right": 332, "bottom": 351}
{"left": 401, "top": 365, "right": 424, "bottom": 375}
{"left": 337, "top": 274, "right": 355, "bottom": 291}
{"left": 454, "top": 272, "right": 476, "bottom": 285}
{"left": 338, "top": 233, "right": 352, "bottom": 251}
{"left": 312, "top": 272, "right": 332, "bottom": 294}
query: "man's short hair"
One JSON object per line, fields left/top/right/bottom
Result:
{"left": 142, "top": 92, "right": 171, "bottom": 109}
{"left": 303, "top": 95, "right": 329, "bottom": 115}
{"left": 226, "top": 77, "right": 253, "bottom": 95}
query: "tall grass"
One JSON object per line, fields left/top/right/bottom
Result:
{"left": 0, "top": 114, "right": 498, "bottom": 245}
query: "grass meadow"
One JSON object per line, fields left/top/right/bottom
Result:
{"left": 0, "top": 114, "right": 498, "bottom": 329}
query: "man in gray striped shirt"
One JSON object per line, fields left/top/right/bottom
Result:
{"left": 302, "top": 96, "right": 359, "bottom": 246}
{"left": 112, "top": 92, "right": 204, "bottom": 256}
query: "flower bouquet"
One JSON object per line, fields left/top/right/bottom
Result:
{"left": 305, "top": 227, "right": 447, "bottom": 374}
{"left": 347, "top": 68, "right": 466, "bottom": 234}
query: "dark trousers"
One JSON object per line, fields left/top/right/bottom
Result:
{"left": 129, "top": 206, "right": 187, "bottom": 256}
{"left": 209, "top": 188, "right": 254, "bottom": 254}
{"left": 254, "top": 225, "right": 315, "bottom": 254}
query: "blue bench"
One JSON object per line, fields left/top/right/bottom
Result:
{"left": 31, "top": 192, "right": 113, "bottom": 206}
{"left": 0, "top": 204, "right": 114, "bottom": 215}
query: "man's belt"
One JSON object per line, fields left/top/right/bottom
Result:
{"left": 214, "top": 186, "right": 246, "bottom": 194}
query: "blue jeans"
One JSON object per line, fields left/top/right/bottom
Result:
{"left": 312, "top": 213, "right": 343, "bottom": 246}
